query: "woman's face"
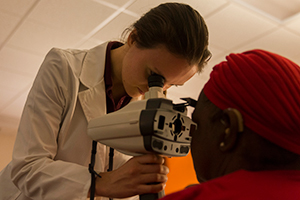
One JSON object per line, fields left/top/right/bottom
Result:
{"left": 121, "top": 43, "right": 198, "bottom": 98}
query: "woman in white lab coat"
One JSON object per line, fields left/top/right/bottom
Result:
{"left": 0, "top": 3, "right": 211, "bottom": 200}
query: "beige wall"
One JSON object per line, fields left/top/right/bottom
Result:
{"left": 0, "top": 133, "right": 16, "bottom": 171}
{"left": 0, "top": 115, "right": 19, "bottom": 171}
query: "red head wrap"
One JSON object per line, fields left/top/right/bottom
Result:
{"left": 203, "top": 49, "right": 300, "bottom": 154}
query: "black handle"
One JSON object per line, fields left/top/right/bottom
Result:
{"left": 139, "top": 190, "right": 165, "bottom": 200}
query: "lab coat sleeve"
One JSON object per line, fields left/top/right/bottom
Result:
{"left": 11, "top": 48, "right": 91, "bottom": 200}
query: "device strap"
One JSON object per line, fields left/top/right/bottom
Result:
{"left": 108, "top": 147, "right": 114, "bottom": 200}
{"left": 89, "top": 144, "right": 115, "bottom": 200}
{"left": 89, "top": 140, "right": 101, "bottom": 200}
{"left": 108, "top": 147, "right": 114, "bottom": 172}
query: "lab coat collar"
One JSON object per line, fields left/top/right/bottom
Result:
{"left": 79, "top": 42, "right": 109, "bottom": 89}
{"left": 78, "top": 42, "right": 109, "bottom": 122}
{"left": 77, "top": 42, "right": 140, "bottom": 121}
{"left": 78, "top": 80, "right": 106, "bottom": 122}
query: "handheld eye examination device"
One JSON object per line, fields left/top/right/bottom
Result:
{"left": 87, "top": 73, "right": 197, "bottom": 157}
{"left": 87, "top": 73, "right": 197, "bottom": 200}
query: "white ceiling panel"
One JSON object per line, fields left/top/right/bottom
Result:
{"left": 0, "top": 12, "right": 20, "bottom": 46}
{"left": 27, "top": 0, "right": 116, "bottom": 36}
{"left": 77, "top": 37, "right": 104, "bottom": 50}
{"left": 0, "top": 45, "right": 44, "bottom": 77}
{"left": 91, "top": 12, "right": 138, "bottom": 42}
{"left": 7, "top": 20, "right": 83, "bottom": 56}
{"left": 236, "top": 0, "right": 300, "bottom": 21}
{"left": 183, "top": 0, "right": 229, "bottom": 17}
{"left": 0, "top": 0, "right": 37, "bottom": 16}
{"left": 234, "top": 28, "right": 300, "bottom": 63}
{"left": 127, "top": 0, "right": 175, "bottom": 16}
{"left": 286, "top": 13, "right": 300, "bottom": 34}
{"left": 205, "top": 3, "right": 278, "bottom": 51}
{"left": 93, "top": 0, "right": 136, "bottom": 8}
{"left": 127, "top": 0, "right": 229, "bottom": 17}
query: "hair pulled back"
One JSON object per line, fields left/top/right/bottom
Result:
{"left": 126, "top": 3, "right": 211, "bottom": 71}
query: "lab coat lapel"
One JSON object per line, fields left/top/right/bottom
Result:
{"left": 78, "top": 81, "right": 106, "bottom": 122}
{"left": 78, "top": 42, "right": 109, "bottom": 122}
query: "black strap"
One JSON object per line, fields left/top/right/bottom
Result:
{"left": 108, "top": 147, "right": 114, "bottom": 172}
{"left": 108, "top": 147, "right": 114, "bottom": 200}
{"left": 89, "top": 142, "right": 115, "bottom": 200}
{"left": 89, "top": 140, "right": 101, "bottom": 200}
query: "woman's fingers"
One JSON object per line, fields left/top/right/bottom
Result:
{"left": 136, "top": 173, "right": 168, "bottom": 184}
{"left": 94, "top": 154, "right": 169, "bottom": 198}
{"left": 135, "top": 154, "right": 165, "bottom": 165}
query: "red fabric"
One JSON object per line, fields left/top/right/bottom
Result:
{"left": 203, "top": 49, "right": 300, "bottom": 155}
{"left": 160, "top": 170, "right": 300, "bottom": 200}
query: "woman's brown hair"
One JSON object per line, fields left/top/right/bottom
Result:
{"left": 124, "top": 3, "right": 211, "bottom": 72}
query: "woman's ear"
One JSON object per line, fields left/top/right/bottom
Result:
{"left": 127, "top": 29, "right": 138, "bottom": 46}
{"left": 219, "top": 108, "right": 244, "bottom": 151}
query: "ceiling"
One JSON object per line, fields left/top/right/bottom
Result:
{"left": 1, "top": 0, "right": 300, "bottom": 135}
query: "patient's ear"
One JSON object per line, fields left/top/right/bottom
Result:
{"left": 219, "top": 108, "right": 244, "bottom": 152}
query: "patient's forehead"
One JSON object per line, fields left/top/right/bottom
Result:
{"left": 193, "top": 92, "right": 220, "bottom": 121}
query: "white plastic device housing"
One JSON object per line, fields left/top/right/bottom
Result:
{"left": 87, "top": 86, "right": 196, "bottom": 156}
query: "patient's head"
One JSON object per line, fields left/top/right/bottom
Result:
{"left": 190, "top": 49, "right": 300, "bottom": 182}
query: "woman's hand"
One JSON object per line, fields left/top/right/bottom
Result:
{"left": 95, "top": 154, "right": 169, "bottom": 198}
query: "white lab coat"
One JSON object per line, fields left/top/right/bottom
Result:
{"left": 0, "top": 42, "right": 138, "bottom": 200}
